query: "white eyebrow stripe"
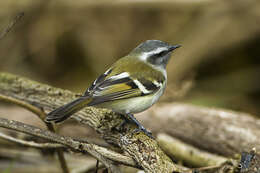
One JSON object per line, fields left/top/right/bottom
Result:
{"left": 104, "top": 68, "right": 112, "bottom": 75}
{"left": 93, "top": 68, "right": 112, "bottom": 86}
{"left": 93, "top": 78, "right": 97, "bottom": 85}
{"left": 139, "top": 47, "right": 168, "bottom": 61}
{"left": 153, "top": 80, "right": 163, "bottom": 87}
{"left": 133, "top": 79, "right": 151, "bottom": 94}
{"left": 109, "top": 72, "right": 129, "bottom": 80}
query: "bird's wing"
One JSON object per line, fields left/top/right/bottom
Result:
{"left": 84, "top": 68, "right": 162, "bottom": 106}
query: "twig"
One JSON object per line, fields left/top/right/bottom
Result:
{"left": 139, "top": 103, "right": 260, "bottom": 157}
{"left": 57, "top": 150, "right": 70, "bottom": 173}
{"left": 0, "top": 94, "right": 46, "bottom": 120}
{"left": 0, "top": 94, "right": 70, "bottom": 173}
{"left": 157, "top": 133, "right": 227, "bottom": 167}
{"left": 0, "top": 72, "right": 181, "bottom": 173}
{"left": 0, "top": 12, "right": 24, "bottom": 41}
{"left": 0, "top": 117, "right": 131, "bottom": 171}
{"left": 0, "top": 72, "right": 248, "bottom": 172}
{"left": 95, "top": 160, "right": 99, "bottom": 173}
{"left": 0, "top": 132, "right": 63, "bottom": 148}
{"left": 47, "top": 122, "right": 70, "bottom": 173}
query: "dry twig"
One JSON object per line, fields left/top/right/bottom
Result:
{"left": 0, "top": 72, "right": 180, "bottom": 173}
{"left": 0, "top": 132, "right": 63, "bottom": 148}
{"left": 139, "top": 103, "right": 260, "bottom": 156}
{"left": 0, "top": 92, "right": 70, "bottom": 173}
{"left": 0, "top": 117, "right": 130, "bottom": 173}
{"left": 157, "top": 133, "right": 227, "bottom": 167}
{"left": 0, "top": 12, "right": 24, "bottom": 41}
{"left": 2, "top": 72, "right": 257, "bottom": 172}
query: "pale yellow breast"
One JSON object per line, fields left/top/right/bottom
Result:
{"left": 95, "top": 82, "right": 166, "bottom": 114}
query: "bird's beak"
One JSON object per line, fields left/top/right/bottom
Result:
{"left": 168, "top": 44, "right": 181, "bottom": 52}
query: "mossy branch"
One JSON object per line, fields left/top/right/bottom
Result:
{"left": 0, "top": 117, "right": 121, "bottom": 173}
{"left": 0, "top": 72, "right": 180, "bottom": 173}
{"left": 1, "top": 72, "right": 260, "bottom": 172}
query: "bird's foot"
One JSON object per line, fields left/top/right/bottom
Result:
{"left": 116, "top": 118, "right": 128, "bottom": 131}
{"left": 121, "top": 113, "right": 154, "bottom": 139}
{"left": 132, "top": 125, "right": 154, "bottom": 139}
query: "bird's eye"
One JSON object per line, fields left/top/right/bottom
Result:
{"left": 156, "top": 50, "right": 168, "bottom": 57}
{"left": 149, "top": 50, "right": 168, "bottom": 60}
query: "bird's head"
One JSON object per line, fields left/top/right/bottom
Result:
{"left": 131, "top": 40, "right": 181, "bottom": 69}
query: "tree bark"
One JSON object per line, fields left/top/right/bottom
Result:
{"left": 139, "top": 103, "right": 260, "bottom": 156}
{"left": 2, "top": 72, "right": 260, "bottom": 172}
{"left": 0, "top": 72, "right": 179, "bottom": 173}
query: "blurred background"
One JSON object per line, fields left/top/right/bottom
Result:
{"left": 1, "top": 0, "right": 260, "bottom": 115}
{"left": 0, "top": 0, "right": 260, "bottom": 172}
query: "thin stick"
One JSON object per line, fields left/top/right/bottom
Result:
{"left": 57, "top": 150, "right": 70, "bottom": 173}
{"left": 0, "top": 94, "right": 46, "bottom": 120}
{"left": 0, "top": 94, "right": 70, "bottom": 173}
{"left": 0, "top": 72, "right": 184, "bottom": 172}
{"left": 157, "top": 133, "right": 227, "bottom": 167}
{"left": 0, "top": 117, "right": 129, "bottom": 172}
{"left": 0, "top": 12, "right": 24, "bottom": 41}
{"left": 0, "top": 132, "right": 63, "bottom": 148}
{"left": 95, "top": 160, "right": 99, "bottom": 173}
{"left": 47, "top": 123, "right": 70, "bottom": 173}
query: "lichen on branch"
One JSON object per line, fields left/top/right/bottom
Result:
{"left": 0, "top": 72, "right": 179, "bottom": 173}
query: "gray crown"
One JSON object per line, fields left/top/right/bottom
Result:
{"left": 132, "top": 40, "right": 171, "bottom": 53}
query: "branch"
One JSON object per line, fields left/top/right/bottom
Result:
{"left": 0, "top": 117, "right": 137, "bottom": 169}
{"left": 46, "top": 121, "right": 69, "bottom": 173}
{"left": 0, "top": 72, "right": 181, "bottom": 173}
{"left": 157, "top": 133, "right": 227, "bottom": 167}
{"left": 0, "top": 93, "right": 47, "bottom": 119}
{"left": 0, "top": 147, "right": 105, "bottom": 173}
{"left": 0, "top": 12, "right": 24, "bottom": 41}
{"left": 0, "top": 132, "right": 63, "bottom": 148}
{"left": 139, "top": 103, "right": 260, "bottom": 157}
{"left": 0, "top": 92, "right": 69, "bottom": 173}
{"left": 2, "top": 72, "right": 257, "bottom": 172}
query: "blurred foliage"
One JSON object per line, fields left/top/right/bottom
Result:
{"left": 0, "top": 0, "right": 260, "bottom": 116}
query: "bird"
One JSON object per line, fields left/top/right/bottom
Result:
{"left": 45, "top": 40, "right": 181, "bottom": 138}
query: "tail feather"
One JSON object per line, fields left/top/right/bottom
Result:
{"left": 45, "top": 96, "right": 90, "bottom": 123}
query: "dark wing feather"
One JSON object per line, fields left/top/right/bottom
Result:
{"left": 84, "top": 68, "right": 113, "bottom": 96}
{"left": 88, "top": 88, "right": 140, "bottom": 106}
{"left": 137, "top": 78, "right": 161, "bottom": 91}
{"left": 88, "top": 78, "right": 161, "bottom": 106}
{"left": 85, "top": 66, "right": 162, "bottom": 106}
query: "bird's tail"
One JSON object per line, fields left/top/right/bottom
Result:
{"left": 45, "top": 96, "right": 90, "bottom": 123}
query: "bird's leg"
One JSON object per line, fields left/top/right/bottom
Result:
{"left": 116, "top": 115, "right": 130, "bottom": 131}
{"left": 123, "top": 113, "right": 154, "bottom": 139}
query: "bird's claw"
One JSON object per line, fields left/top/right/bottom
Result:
{"left": 115, "top": 119, "right": 128, "bottom": 131}
{"left": 132, "top": 126, "right": 154, "bottom": 139}
{"left": 119, "top": 113, "right": 154, "bottom": 139}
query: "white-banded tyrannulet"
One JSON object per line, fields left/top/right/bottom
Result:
{"left": 45, "top": 40, "right": 181, "bottom": 138}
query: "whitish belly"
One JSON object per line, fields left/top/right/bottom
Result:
{"left": 96, "top": 87, "right": 164, "bottom": 114}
